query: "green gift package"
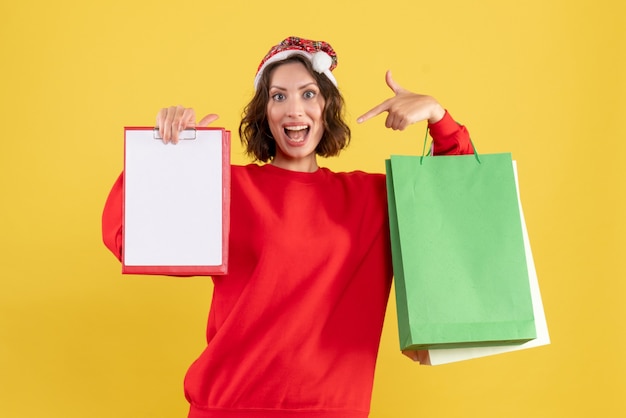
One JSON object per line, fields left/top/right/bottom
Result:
{"left": 386, "top": 151, "right": 536, "bottom": 350}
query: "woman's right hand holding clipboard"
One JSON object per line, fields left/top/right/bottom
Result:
{"left": 156, "top": 105, "right": 219, "bottom": 144}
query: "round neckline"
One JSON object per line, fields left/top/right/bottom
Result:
{"left": 255, "top": 163, "right": 329, "bottom": 184}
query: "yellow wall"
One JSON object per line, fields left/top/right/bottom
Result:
{"left": 1, "top": 0, "right": 624, "bottom": 416}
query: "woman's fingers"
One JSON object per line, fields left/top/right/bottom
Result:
{"left": 156, "top": 105, "right": 200, "bottom": 144}
{"left": 198, "top": 113, "right": 220, "bottom": 127}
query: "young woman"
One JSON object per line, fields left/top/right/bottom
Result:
{"left": 102, "top": 36, "right": 473, "bottom": 418}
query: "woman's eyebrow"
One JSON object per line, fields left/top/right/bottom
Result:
{"left": 269, "top": 82, "right": 318, "bottom": 91}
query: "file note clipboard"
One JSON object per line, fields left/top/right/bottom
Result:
{"left": 122, "top": 127, "right": 230, "bottom": 275}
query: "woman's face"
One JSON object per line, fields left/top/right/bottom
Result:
{"left": 266, "top": 61, "right": 325, "bottom": 172}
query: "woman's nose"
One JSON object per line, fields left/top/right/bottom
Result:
{"left": 286, "top": 97, "right": 304, "bottom": 117}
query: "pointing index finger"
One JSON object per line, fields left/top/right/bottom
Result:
{"left": 357, "top": 99, "right": 390, "bottom": 124}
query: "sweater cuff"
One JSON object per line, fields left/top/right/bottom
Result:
{"left": 427, "top": 110, "right": 459, "bottom": 137}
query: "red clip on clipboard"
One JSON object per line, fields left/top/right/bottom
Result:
{"left": 122, "top": 127, "right": 230, "bottom": 275}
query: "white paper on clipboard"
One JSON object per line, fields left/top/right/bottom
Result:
{"left": 418, "top": 161, "right": 550, "bottom": 365}
{"left": 122, "top": 127, "right": 230, "bottom": 275}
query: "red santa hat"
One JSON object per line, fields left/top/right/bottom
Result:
{"left": 254, "top": 36, "right": 338, "bottom": 90}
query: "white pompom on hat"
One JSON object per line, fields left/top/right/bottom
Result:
{"left": 253, "top": 36, "right": 338, "bottom": 90}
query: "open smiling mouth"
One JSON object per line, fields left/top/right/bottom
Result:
{"left": 284, "top": 125, "right": 310, "bottom": 143}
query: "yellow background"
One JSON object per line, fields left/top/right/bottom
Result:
{"left": 1, "top": 0, "right": 624, "bottom": 417}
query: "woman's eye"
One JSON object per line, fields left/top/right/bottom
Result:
{"left": 303, "top": 90, "right": 316, "bottom": 99}
{"left": 272, "top": 93, "right": 286, "bottom": 102}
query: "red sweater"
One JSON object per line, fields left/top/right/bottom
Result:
{"left": 102, "top": 111, "right": 472, "bottom": 418}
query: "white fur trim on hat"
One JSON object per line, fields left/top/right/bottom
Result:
{"left": 253, "top": 50, "right": 338, "bottom": 90}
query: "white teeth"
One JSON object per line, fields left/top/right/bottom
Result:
{"left": 285, "top": 125, "right": 308, "bottom": 131}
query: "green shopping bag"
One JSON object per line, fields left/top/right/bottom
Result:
{"left": 386, "top": 145, "right": 536, "bottom": 351}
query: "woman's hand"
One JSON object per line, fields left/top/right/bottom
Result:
{"left": 402, "top": 349, "right": 422, "bottom": 363}
{"left": 156, "top": 105, "right": 220, "bottom": 144}
{"left": 357, "top": 71, "right": 445, "bottom": 130}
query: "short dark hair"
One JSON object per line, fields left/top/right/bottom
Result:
{"left": 239, "top": 54, "right": 351, "bottom": 162}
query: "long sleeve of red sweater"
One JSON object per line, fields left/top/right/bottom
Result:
{"left": 102, "top": 172, "right": 124, "bottom": 261}
{"left": 428, "top": 110, "right": 473, "bottom": 155}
